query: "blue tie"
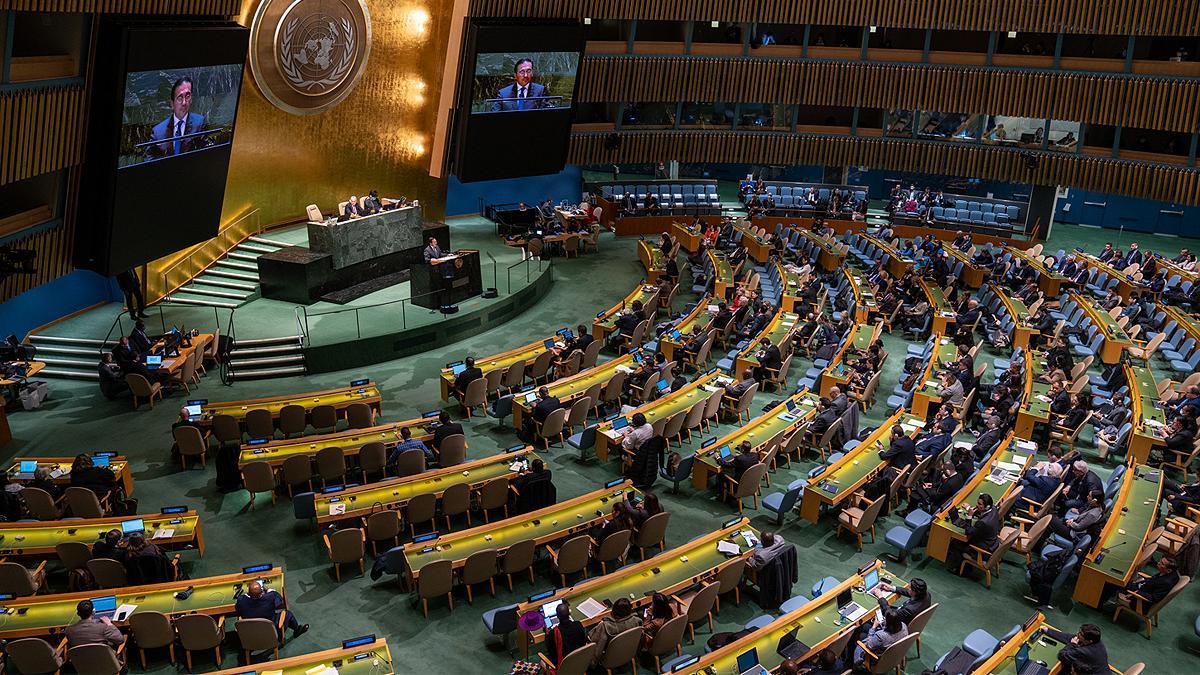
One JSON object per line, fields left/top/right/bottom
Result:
{"left": 173, "top": 120, "right": 183, "bottom": 156}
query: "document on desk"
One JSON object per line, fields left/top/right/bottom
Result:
{"left": 433, "top": 255, "right": 457, "bottom": 264}
{"left": 152, "top": 528, "right": 175, "bottom": 539}
{"left": 996, "top": 461, "right": 1021, "bottom": 473}
{"left": 329, "top": 503, "right": 347, "bottom": 515}
{"left": 49, "top": 468, "right": 66, "bottom": 479}
{"left": 716, "top": 540, "right": 741, "bottom": 556}
{"left": 577, "top": 597, "right": 607, "bottom": 619}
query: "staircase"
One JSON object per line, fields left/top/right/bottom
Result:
{"left": 27, "top": 335, "right": 109, "bottom": 379}
{"left": 226, "top": 335, "right": 307, "bottom": 381}
{"left": 163, "top": 235, "right": 291, "bottom": 309}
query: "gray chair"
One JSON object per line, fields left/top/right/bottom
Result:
{"left": 406, "top": 492, "right": 437, "bottom": 538}
{"left": 633, "top": 511, "right": 670, "bottom": 560}
{"left": 235, "top": 617, "right": 280, "bottom": 663}
{"left": 280, "top": 455, "right": 313, "bottom": 497}
{"left": 438, "top": 434, "right": 468, "bottom": 467}
{"left": 416, "top": 559, "right": 454, "bottom": 617}
{"left": 440, "top": 482, "right": 471, "bottom": 530}
{"left": 537, "top": 642, "right": 594, "bottom": 675}
{"left": 128, "top": 610, "right": 176, "bottom": 669}
{"left": 316, "top": 446, "right": 347, "bottom": 487}
{"left": 346, "top": 402, "right": 375, "bottom": 429}
{"left": 500, "top": 538, "right": 536, "bottom": 591}
{"left": 7, "top": 636, "right": 66, "bottom": 675}
{"left": 64, "top": 487, "right": 106, "bottom": 518}
{"left": 241, "top": 461, "right": 277, "bottom": 506}
{"left": 20, "top": 487, "right": 61, "bottom": 520}
{"left": 174, "top": 425, "right": 208, "bottom": 469}
{"left": 323, "top": 527, "right": 365, "bottom": 581}
{"left": 67, "top": 643, "right": 125, "bottom": 675}
{"left": 365, "top": 510, "right": 401, "bottom": 555}
{"left": 0, "top": 561, "right": 46, "bottom": 597}
{"left": 460, "top": 548, "right": 498, "bottom": 604}
{"left": 394, "top": 449, "right": 426, "bottom": 478}
{"left": 358, "top": 441, "right": 388, "bottom": 482}
{"left": 211, "top": 414, "right": 242, "bottom": 447}
{"left": 86, "top": 558, "right": 127, "bottom": 589}
{"left": 55, "top": 542, "right": 91, "bottom": 574}
{"left": 175, "top": 613, "right": 225, "bottom": 671}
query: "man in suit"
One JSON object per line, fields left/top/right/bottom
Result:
{"left": 343, "top": 196, "right": 365, "bottom": 218}
{"left": 1044, "top": 624, "right": 1109, "bottom": 675}
{"left": 1117, "top": 555, "right": 1180, "bottom": 609}
{"left": 873, "top": 578, "right": 931, "bottom": 626}
{"left": 116, "top": 269, "right": 147, "bottom": 319}
{"left": 523, "top": 386, "right": 562, "bottom": 441}
{"left": 809, "top": 398, "right": 840, "bottom": 437}
{"left": 753, "top": 338, "right": 781, "bottom": 382}
{"left": 431, "top": 411, "right": 464, "bottom": 454}
{"left": 146, "top": 76, "right": 209, "bottom": 159}
{"left": 619, "top": 191, "right": 637, "bottom": 215}
{"left": 914, "top": 419, "right": 954, "bottom": 457}
{"left": 972, "top": 416, "right": 1007, "bottom": 461}
{"left": 828, "top": 386, "right": 850, "bottom": 415}
{"left": 643, "top": 192, "right": 660, "bottom": 212}
{"left": 492, "top": 58, "right": 547, "bottom": 111}
{"left": 362, "top": 190, "right": 383, "bottom": 214}
{"left": 1063, "top": 460, "right": 1103, "bottom": 510}
{"left": 878, "top": 424, "right": 917, "bottom": 469}
{"left": 724, "top": 369, "right": 757, "bottom": 400}
{"left": 423, "top": 237, "right": 445, "bottom": 263}
{"left": 451, "top": 357, "right": 483, "bottom": 402}
{"left": 128, "top": 321, "right": 154, "bottom": 355}
{"left": 719, "top": 441, "right": 759, "bottom": 499}
{"left": 111, "top": 336, "right": 140, "bottom": 369}
{"left": 1120, "top": 242, "right": 1144, "bottom": 268}
{"left": 907, "top": 460, "right": 965, "bottom": 515}
{"left": 948, "top": 493, "right": 1001, "bottom": 573}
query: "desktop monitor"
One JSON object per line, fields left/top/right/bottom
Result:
{"left": 121, "top": 518, "right": 145, "bottom": 534}
{"left": 19, "top": 460, "right": 37, "bottom": 473}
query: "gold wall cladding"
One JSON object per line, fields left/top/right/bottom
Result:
{"left": 569, "top": 131, "right": 1200, "bottom": 205}
{"left": 0, "top": 85, "right": 85, "bottom": 186}
{"left": 0, "top": 168, "right": 79, "bottom": 303}
{"left": 578, "top": 58, "right": 1200, "bottom": 134}
{"left": 0, "top": 0, "right": 240, "bottom": 13}
{"left": 468, "top": 0, "right": 1200, "bottom": 35}
{"left": 215, "top": 0, "right": 452, "bottom": 232}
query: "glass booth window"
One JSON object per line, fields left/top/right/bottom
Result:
{"left": 680, "top": 102, "right": 732, "bottom": 129}
{"left": 884, "top": 109, "right": 916, "bottom": 137}
{"left": 984, "top": 116, "right": 1047, "bottom": 147}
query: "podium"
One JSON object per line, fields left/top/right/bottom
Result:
{"left": 411, "top": 250, "right": 483, "bottom": 310}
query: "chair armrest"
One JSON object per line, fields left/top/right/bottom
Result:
{"left": 322, "top": 534, "right": 333, "bottom": 552}
{"left": 32, "top": 559, "right": 47, "bottom": 578}
{"left": 967, "top": 544, "right": 990, "bottom": 559}
{"left": 1011, "top": 515, "right": 1034, "bottom": 526}
{"left": 856, "top": 641, "right": 878, "bottom": 662}
{"left": 215, "top": 615, "right": 226, "bottom": 631}
{"left": 544, "top": 545, "right": 558, "bottom": 563}
{"left": 537, "top": 652, "right": 557, "bottom": 672}
{"left": 114, "top": 640, "right": 128, "bottom": 660}
{"left": 277, "top": 611, "right": 287, "bottom": 631}
{"left": 53, "top": 637, "right": 68, "bottom": 656}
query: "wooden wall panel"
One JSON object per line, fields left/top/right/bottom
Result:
{"left": 579, "top": 57, "right": 1200, "bottom": 133}
{"left": 569, "top": 130, "right": 1200, "bottom": 204}
{"left": 0, "top": 169, "right": 79, "bottom": 303}
{"left": 0, "top": 0, "right": 240, "bottom": 14}
{"left": 469, "top": 0, "right": 1200, "bottom": 35}
{"left": 0, "top": 85, "right": 86, "bottom": 186}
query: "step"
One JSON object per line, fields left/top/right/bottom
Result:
{"left": 191, "top": 277, "right": 257, "bottom": 292}
{"left": 249, "top": 235, "right": 293, "bottom": 248}
{"left": 229, "top": 344, "right": 302, "bottom": 357}
{"left": 234, "top": 335, "right": 304, "bottom": 347}
{"left": 229, "top": 354, "right": 305, "bottom": 368}
{"left": 32, "top": 345, "right": 100, "bottom": 357}
{"left": 238, "top": 242, "right": 279, "bottom": 254}
{"left": 175, "top": 286, "right": 250, "bottom": 300}
{"left": 29, "top": 335, "right": 112, "bottom": 346}
{"left": 215, "top": 259, "right": 259, "bottom": 272}
{"left": 162, "top": 295, "right": 239, "bottom": 309}
{"left": 227, "top": 251, "right": 260, "bottom": 262}
{"left": 229, "top": 365, "right": 307, "bottom": 381}
{"left": 39, "top": 356, "right": 96, "bottom": 368}
{"left": 205, "top": 268, "right": 259, "bottom": 282}
{"left": 40, "top": 368, "right": 99, "bottom": 380}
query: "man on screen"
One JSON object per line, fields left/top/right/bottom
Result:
{"left": 147, "top": 76, "right": 210, "bottom": 159}
{"left": 491, "top": 58, "right": 547, "bottom": 111}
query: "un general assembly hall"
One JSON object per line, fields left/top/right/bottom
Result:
{"left": 5, "top": 0, "right": 1200, "bottom": 673}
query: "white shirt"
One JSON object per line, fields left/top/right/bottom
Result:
{"left": 622, "top": 423, "right": 654, "bottom": 450}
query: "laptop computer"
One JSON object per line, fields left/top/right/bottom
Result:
{"left": 612, "top": 416, "right": 630, "bottom": 432}
{"left": 718, "top": 445, "right": 732, "bottom": 460}
{"left": 776, "top": 629, "right": 812, "bottom": 661}
{"left": 540, "top": 599, "right": 565, "bottom": 628}
{"left": 451, "top": 363, "right": 467, "bottom": 376}
{"left": 863, "top": 568, "right": 881, "bottom": 593}
{"left": 91, "top": 595, "right": 119, "bottom": 619}
{"left": 184, "top": 403, "right": 203, "bottom": 419}
{"left": 93, "top": 455, "right": 110, "bottom": 468}
{"left": 145, "top": 355, "right": 163, "bottom": 370}
{"left": 543, "top": 338, "right": 556, "bottom": 350}
{"left": 836, "top": 588, "right": 865, "bottom": 620}
{"left": 14, "top": 460, "right": 38, "bottom": 480}
{"left": 121, "top": 518, "right": 145, "bottom": 535}
{"left": 736, "top": 647, "right": 768, "bottom": 675}
{"left": 656, "top": 379, "right": 669, "bottom": 392}
{"left": 669, "top": 329, "right": 682, "bottom": 340}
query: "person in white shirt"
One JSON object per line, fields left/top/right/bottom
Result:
{"left": 621, "top": 412, "right": 654, "bottom": 451}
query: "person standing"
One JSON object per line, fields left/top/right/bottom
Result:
{"left": 116, "top": 268, "right": 147, "bottom": 319}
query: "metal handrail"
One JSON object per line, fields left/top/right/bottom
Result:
{"left": 155, "top": 208, "right": 262, "bottom": 303}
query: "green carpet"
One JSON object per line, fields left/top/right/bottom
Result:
{"left": 6, "top": 212, "right": 1193, "bottom": 673}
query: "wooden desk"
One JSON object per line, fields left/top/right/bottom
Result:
{"left": 819, "top": 323, "right": 881, "bottom": 398}
{"left": 943, "top": 245, "right": 988, "bottom": 288}
{"left": 733, "top": 311, "right": 798, "bottom": 379}
{"left": 439, "top": 338, "right": 550, "bottom": 401}
{"left": 595, "top": 371, "right": 728, "bottom": 462}
{"left": 842, "top": 268, "right": 878, "bottom": 322}
{"left": 926, "top": 435, "right": 1028, "bottom": 561}
{"left": 5, "top": 456, "right": 134, "bottom": 497}
{"left": 1072, "top": 464, "right": 1162, "bottom": 608}
{"left": 910, "top": 337, "right": 963, "bottom": 419}
{"left": 794, "top": 228, "right": 845, "bottom": 271}
{"left": 1155, "top": 256, "right": 1200, "bottom": 284}
{"left": 733, "top": 222, "right": 773, "bottom": 263}
{"left": 977, "top": 612, "right": 1132, "bottom": 674}
{"left": 991, "top": 283, "right": 1038, "bottom": 349}
{"left": 0, "top": 361, "right": 45, "bottom": 387}
{"left": 1015, "top": 351, "right": 1052, "bottom": 441}
{"left": 708, "top": 249, "right": 735, "bottom": 299}
{"left": 659, "top": 296, "right": 717, "bottom": 362}
{"left": 403, "top": 482, "right": 639, "bottom": 580}
{"left": 920, "top": 278, "right": 957, "bottom": 336}
{"left": 1071, "top": 291, "right": 1131, "bottom": 364}
{"left": 1005, "top": 247, "right": 1067, "bottom": 296}
{"left": 1126, "top": 364, "right": 1169, "bottom": 466}
{"left": 511, "top": 352, "right": 637, "bottom": 431}
{"left": 800, "top": 412, "right": 920, "bottom": 523}
{"left": 638, "top": 239, "right": 666, "bottom": 283}
{"left": 775, "top": 260, "right": 806, "bottom": 314}
{"left": 238, "top": 417, "right": 436, "bottom": 468}
{"left": 859, "top": 233, "right": 913, "bottom": 278}
{"left": 154, "top": 333, "right": 212, "bottom": 377}
{"left": 1164, "top": 305, "right": 1200, "bottom": 346}
{"left": 0, "top": 567, "right": 282, "bottom": 639}
{"left": 311, "top": 449, "right": 539, "bottom": 525}
{"left": 212, "top": 637, "right": 392, "bottom": 675}
{"left": 515, "top": 519, "right": 756, "bottom": 656}
{"left": 0, "top": 511, "right": 204, "bottom": 559}
{"left": 670, "top": 221, "right": 702, "bottom": 253}
{"left": 196, "top": 383, "right": 382, "bottom": 428}
{"left": 692, "top": 392, "right": 820, "bottom": 491}
{"left": 677, "top": 561, "right": 902, "bottom": 675}
{"left": 592, "top": 285, "right": 660, "bottom": 341}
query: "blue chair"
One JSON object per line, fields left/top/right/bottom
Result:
{"left": 292, "top": 492, "right": 316, "bottom": 520}
{"left": 660, "top": 454, "right": 695, "bottom": 493}
{"left": 811, "top": 576, "right": 839, "bottom": 598}
{"left": 482, "top": 604, "right": 520, "bottom": 649}
{"left": 883, "top": 509, "right": 933, "bottom": 562}
{"left": 744, "top": 615, "right": 774, "bottom": 631}
{"left": 762, "top": 479, "right": 806, "bottom": 525}
{"left": 778, "top": 594, "right": 809, "bottom": 614}
{"left": 487, "top": 394, "right": 515, "bottom": 430}
{"left": 567, "top": 424, "right": 598, "bottom": 453}
{"left": 962, "top": 628, "right": 1001, "bottom": 669}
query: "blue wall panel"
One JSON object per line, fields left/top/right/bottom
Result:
{"left": 0, "top": 270, "right": 120, "bottom": 338}
{"left": 1056, "top": 189, "right": 1200, "bottom": 238}
{"left": 445, "top": 166, "right": 583, "bottom": 217}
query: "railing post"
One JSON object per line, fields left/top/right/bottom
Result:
{"left": 355, "top": 310, "right": 361, "bottom": 339}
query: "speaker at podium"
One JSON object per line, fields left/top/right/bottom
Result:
{"left": 411, "top": 250, "right": 483, "bottom": 312}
